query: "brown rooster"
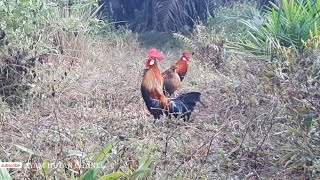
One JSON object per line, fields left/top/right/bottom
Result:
{"left": 162, "top": 65, "right": 181, "bottom": 96}
{"left": 141, "top": 49, "right": 202, "bottom": 121}
{"left": 161, "top": 52, "right": 190, "bottom": 96}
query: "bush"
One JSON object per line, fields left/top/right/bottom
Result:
{"left": 231, "top": 0, "right": 320, "bottom": 60}
{"left": 173, "top": 23, "right": 225, "bottom": 69}
{"left": 208, "top": 1, "right": 263, "bottom": 42}
{"left": 223, "top": 0, "right": 320, "bottom": 174}
{"left": 173, "top": 1, "right": 262, "bottom": 69}
{"left": 0, "top": 0, "right": 104, "bottom": 105}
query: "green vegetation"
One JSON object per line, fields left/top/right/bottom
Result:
{"left": 1, "top": 0, "right": 320, "bottom": 179}
{"left": 208, "top": 1, "right": 263, "bottom": 42}
{"left": 233, "top": 0, "right": 320, "bottom": 60}
{"left": 0, "top": 0, "right": 105, "bottom": 105}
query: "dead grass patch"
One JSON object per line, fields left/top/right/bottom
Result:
{"left": 0, "top": 34, "right": 319, "bottom": 179}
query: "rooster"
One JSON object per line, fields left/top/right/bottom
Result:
{"left": 161, "top": 52, "right": 190, "bottom": 96}
{"left": 175, "top": 52, "right": 190, "bottom": 81}
{"left": 162, "top": 65, "right": 181, "bottom": 96}
{"left": 141, "top": 49, "right": 202, "bottom": 121}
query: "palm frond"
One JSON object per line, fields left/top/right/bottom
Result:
{"left": 156, "top": 0, "right": 186, "bottom": 31}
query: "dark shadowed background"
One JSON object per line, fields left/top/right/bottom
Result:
{"left": 98, "top": 0, "right": 279, "bottom": 32}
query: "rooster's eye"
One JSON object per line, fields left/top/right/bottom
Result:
{"left": 149, "top": 59, "right": 155, "bottom": 65}
{"left": 182, "top": 57, "right": 187, "bottom": 61}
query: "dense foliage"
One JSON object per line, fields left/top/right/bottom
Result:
{"left": 233, "top": 0, "right": 320, "bottom": 60}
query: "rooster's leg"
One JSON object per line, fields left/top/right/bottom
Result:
{"left": 183, "top": 114, "right": 191, "bottom": 122}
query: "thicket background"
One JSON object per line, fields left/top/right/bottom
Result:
{"left": 0, "top": 0, "right": 319, "bottom": 179}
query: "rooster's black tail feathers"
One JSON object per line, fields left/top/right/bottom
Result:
{"left": 141, "top": 87, "right": 202, "bottom": 121}
{"left": 166, "top": 92, "right": 201, "bottom": 121}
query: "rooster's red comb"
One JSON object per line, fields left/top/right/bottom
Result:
{"left": 182, "top": 52, "right": 190, "bottom": 58}
{"left": 148, "top": 48, "right": 164, "bottom": 60}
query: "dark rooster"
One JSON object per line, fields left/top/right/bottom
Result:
{"left": 141, "top": 49, "right": 202, "bottom": 121}
{"left": 162, "top": 65, "right": 181, "bottom": 96}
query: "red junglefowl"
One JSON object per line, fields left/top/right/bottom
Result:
{"left": 162, "top": 65, "right": 181, "bottom": 96}
{"left": 141, "top": 49, "right": 202, "bottom": 121}
{"left": 175, "top": 52, "right": 190, "bottom": 81}
{"left": 161, "top": 52, "right": 190, "bottom": 96}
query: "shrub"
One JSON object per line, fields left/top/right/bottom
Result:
{"left": 231, "top": 0, "right": 320, "bottom": 60}
{"left": 174, "top": 23, "right": 224, "bottom": 69}
{"left": 0, "top": 0, "right": 104, "bottom": 105}
{"left": 173, "top": 1, "right": 262, "bottom": 69}
{"left": 208, "top": 1, "right": 263, "bottom": 42}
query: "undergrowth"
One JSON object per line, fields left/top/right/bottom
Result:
{"left": 0, "top": 0, "right": 111, "bottom": 106}
{"left": 1, "top": 34, "right": 319, "bottom": 178}
{"left": 173, "top": 1, "right": 262, "bottom": 69}
{"left": 0, "top": 0, "right": 320, "bottom": 179}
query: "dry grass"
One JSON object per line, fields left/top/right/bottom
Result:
{"left": 0, "top": 33, "right": 319, "bottom": 179}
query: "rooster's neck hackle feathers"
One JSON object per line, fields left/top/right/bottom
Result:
{"left": 141, "top": 62, "right": 163, "bottom": 95}
{"left": 175, "top": 60, "right": 188, "bottom": 81}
